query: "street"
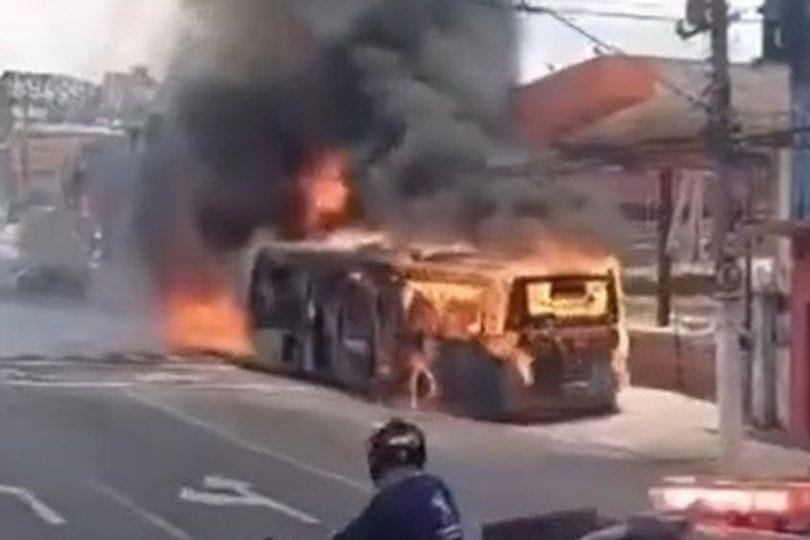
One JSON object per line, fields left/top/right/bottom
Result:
{"left": 1, "top": 276, "right": 810, "bottom": 540}
{"left": 1, "top": 0, "right": 808, "bottom": 538}
{"left": 0, "top": 290, "right": 753, "bottom": 540}
{"left": 0, "top": 352, "right": 680, "bottom": 540}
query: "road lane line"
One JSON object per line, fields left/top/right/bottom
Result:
{"left": 182, "top": 383, "right": 314, "bottom": 393}
{"left": 126, "top": 390, "right": 371, "bottom": 494}
{"left": 88, "top": 482, "right": 195, "bottom": 540}
{"left": 0, "top": 368, "right": 27, "bottom": 378}
{"left": 0, "top": 359, "right": 239, "bottom": 371}
{"left": 0, "top": 485, "right": 66, "bottom": 526}
{"left": 136, "top": 373, "right": 208, "bottom": 384}
{"left": 0, "top": 381, "right": 131, "bottom": 389}
{"left": 179, "top": 475, "right": 321, "bottom": 525}
{"left": 0, "top": 380, "right": 314, "bottom": 392}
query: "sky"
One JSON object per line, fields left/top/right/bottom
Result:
{"left": 0, "top": 0, "right": 181, "bottom": 80}
{"left": 518, "top": 0, "right": 763, "bottom": 82}
{"left": 0, "top": 0, "right": 764, "bottom": 83}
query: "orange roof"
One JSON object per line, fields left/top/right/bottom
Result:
{"left": 514, "top": 55, "right": 789, "bottom": 151}
{"left": 514, "top": 56, "right": 657, "bottom": 145}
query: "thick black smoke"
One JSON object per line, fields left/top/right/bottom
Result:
{"left": 158, "top": 0, "right": 517, "bottom": 249}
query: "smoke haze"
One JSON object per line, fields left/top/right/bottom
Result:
{"left": 133, "top": 0, "right": 625, "bottom": 292}
{"left": 160, "top": 0, "right": 517, "bottom": 246}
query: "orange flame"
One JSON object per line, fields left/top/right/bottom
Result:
{"left": 292, "top": 149, "right": 351, "bottom": 236}
{"left": 161, "top": 285, "right": 254, "bottom": 357}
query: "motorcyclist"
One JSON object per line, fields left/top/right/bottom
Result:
{"left": 334, "top": 418, "right": 463, "bottom": 540}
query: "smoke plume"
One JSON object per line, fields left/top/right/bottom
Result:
{"left": 132, "top": 0, "right": 627, "bottom": 296}
{"left": 148, "top": 0, "right": 517, "bottom": 248}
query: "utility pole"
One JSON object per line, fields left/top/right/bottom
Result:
{"left": 657, "top": 168, "right": 674, "bottom": 327}
{"left": 681, "top": 0, "right": 744, "bottom": 468}
{"left": 706, "top": 0, "right": 745, "bottom": 470}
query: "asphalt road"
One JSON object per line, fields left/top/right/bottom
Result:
{"left": 0, "top": 274, "right": 729, "bottom": 540}
{"left": 0, "top": 346, "right": 726, "bottom": 540}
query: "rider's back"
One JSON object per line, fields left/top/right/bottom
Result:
{"left": 335, "top": 472, "right": 463, "bottom": 540}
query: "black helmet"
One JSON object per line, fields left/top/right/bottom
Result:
{"left": 366, "top": 418, "right": 426, "bottom": 483}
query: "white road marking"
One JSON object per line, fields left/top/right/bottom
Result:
{"left": 0, "top": 360, "right": 100, "bottom": 368}
{"left": 126, "top": 390, "right": 371, "bottom": 493}
{"left": 183, "top": 383, "right": 313, "bottom": 393}
{"left": 89, "top": 482, "right": 195, "bottom": 540}
{"left": 0, "top": 381, "right": 131, "bottom": 389}
{"left": 136, "top": 372, "right": 208, "bottom": 384}
{"left": 0, "top": 368, "right": 27, "bottom": 379}
{"left": 157, "top": 364, "right": 237, "bottom": 372}
{"left": 0, "top": 379, "right": 314, "bottom": 393}
{"left": 0, "top": 484, "right": 66, "bottom": 526}
{"left": 0, "top": 359, "right": 238, "bottom": 371}
{"left": 180, "top": 475, "right": 320, "bottom": 525}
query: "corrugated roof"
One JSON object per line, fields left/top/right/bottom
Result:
{"left": 515, "top": 55, "right": 789, "bottom": 150}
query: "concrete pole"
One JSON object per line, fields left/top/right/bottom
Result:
{"left": 707, "top": 0, "right": 745, "bottom": 470}
{"left": 716, "top": 287, "right": 745, "bottom": 468}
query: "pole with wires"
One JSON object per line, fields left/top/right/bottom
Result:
{"left": 705, "top": 0, "right": 745, "bottom": 471}
{"left": 512, "top": 0, "right": 745, "bottom": 458}
{"left": 510, "top": 0, "right": 715, "bottom": 112}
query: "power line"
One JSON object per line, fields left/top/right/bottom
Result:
{"left": 534, "top": 6, "right": 681, "bottom": 22}
{"left": 534, "top": 6, "right": 760, "bottom": 24}
{"left": 510, "top": 0, "right": 714, "bottom": 113}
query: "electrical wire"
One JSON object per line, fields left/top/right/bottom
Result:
{"left": 507, "top": 0, "right": 716, "bottom": 113}
{"left": 535, "top": 6, "right": 682, "bottom": 22}
{"left": 489, "top": 0, "right": 807, "bottom": 167}
{"left": 530, "top": 5, "right": 760, "bottom": 24}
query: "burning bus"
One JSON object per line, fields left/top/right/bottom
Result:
{"left": 239, "top": 230, "right": 628, "bottom": 419}
{"left": 137, "top": 125, "right": 629, "bottom": 419}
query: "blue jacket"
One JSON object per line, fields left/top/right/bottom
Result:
{"left": 334, "top": 473, "right": 463, "bottom": 540}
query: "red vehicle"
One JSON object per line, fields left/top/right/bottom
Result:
{"left": 650, "top": 475, "right": 810, "bottom": 536}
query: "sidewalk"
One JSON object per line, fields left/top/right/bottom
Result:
{"left": 626, "top": 295, "right": 717, "bottom": 401}
{"left": 625, "top": 295, "right": 716, "bottom": 336}
{"left": 521, "top": 388, "right": 810, "bottom": 476}
{"left": 736, "top": 438, "right": 810, "bottom": 476}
